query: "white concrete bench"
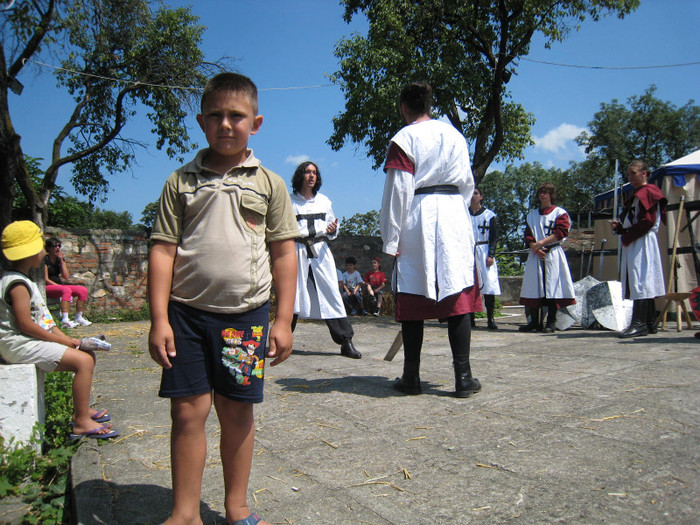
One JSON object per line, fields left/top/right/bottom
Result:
{"left": 0, "top": 363, "right": 45, "bottom": 453}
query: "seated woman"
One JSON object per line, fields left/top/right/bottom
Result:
{"left": 44, "top": 238, "right": 91, "bottom": 327}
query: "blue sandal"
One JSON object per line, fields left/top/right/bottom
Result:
{"left": 229, "top": 513, "right": 263, "bottom": 525}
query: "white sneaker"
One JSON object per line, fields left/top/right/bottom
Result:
{"left": 75, "top": 317, "right": 92, "bottom": 326}
{"left": 61, "top": 319, "right": 78, "bottom": 328}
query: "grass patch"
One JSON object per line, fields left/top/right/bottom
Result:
{"left": 86, "top": 302, "right": 150, "bottom": 323}
{"left": 0, "top": 372, "right": 78, "bottom": 524}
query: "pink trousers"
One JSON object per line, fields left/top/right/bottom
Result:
{"left": 46, "top": 284, "right": 88, "bottom": 302}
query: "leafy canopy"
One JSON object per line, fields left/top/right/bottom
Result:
{"left": 1, "top": 0, "right": 222, "bottom": 228}
{"left": 330, "top": 0, "right": 639, "bottom": 181}
{"left": 339, "top": 209, "right": 380, "bottom": 237}
{"left": 577, "top": 85, "right": 700, "bottom": 174}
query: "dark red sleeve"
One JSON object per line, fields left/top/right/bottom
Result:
{"left": 553, "top": 212, "right": 570, "bottom": 240}
{"left": 620, "top": 185, "right": 665, "bottom": 246}
{"left": 384, "top": 142, "right": 414, "bottom": 174}
{"left": 524, "top": 225, "right": 535, "bottom": 246}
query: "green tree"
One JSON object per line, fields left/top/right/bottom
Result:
{"left": 46, "top": 195, "right": 93, "bottom": 227}
{"left": 329, "top": 0, "right": 639, "bottom": 181}
{"left": 339, "top": 210, "right": 380, "bottom": 236}
{"left": 1, "top": 0, "right": 222, "bottom": 231}
{"left": 139, "top": 200, "right": 159, "bottom": 229}
{"left": 88, "top": 208, "right": 133, "bottom": 229}
{"left": 576, "top": 85, "right": 700, "bottom": 175}
{"left": 13, "top": 155, "right": 134, "bottom": 228}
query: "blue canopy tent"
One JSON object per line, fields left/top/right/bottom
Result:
{"left": 650, "top": 149, "right": 700, "bottom": 186}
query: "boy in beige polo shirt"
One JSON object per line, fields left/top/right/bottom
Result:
{"left": 148, "top": 72, "right": 299, "bottom": 525}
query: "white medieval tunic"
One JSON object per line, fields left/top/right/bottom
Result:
{"left": 519, "top": 206, "right": 575, "bottom": 306}
{"left": 381, "top": 119, "right": 478, "bottom": 320}
{"left": 618, "top": 184, "right": 665, "bottom": 300}
{"left": 471, "top": 207, "right": 501, "bottom": 296}
{"left": 291, "top": 192, "right": 347, "bottom": 319}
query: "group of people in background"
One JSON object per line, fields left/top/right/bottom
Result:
{"left": 0, "top": 73, "right": 670, "bottom": 525}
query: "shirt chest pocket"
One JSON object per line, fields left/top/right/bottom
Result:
{"left": 240, "top": 193, "right": 268, "bottom": 235}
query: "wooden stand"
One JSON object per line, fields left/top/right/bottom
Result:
{"left": 658, "top": 196, "right": 694, "bottom": 331}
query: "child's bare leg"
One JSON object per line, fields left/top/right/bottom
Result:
{"left": 55, "top": 348, "right": 107, "bottom": 434}
{"left": 214, "top": 394, "right": 269, "bottom": 525}
{"left": 165, "top": 393, "right": 211, "bottom": 525}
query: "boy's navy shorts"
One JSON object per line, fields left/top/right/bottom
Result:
{"left": 159, "top": 300, "right": 270, "bottom": 403}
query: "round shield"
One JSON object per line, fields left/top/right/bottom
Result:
{"left": 588, "top": 281, "right": 633, "bottom": 332}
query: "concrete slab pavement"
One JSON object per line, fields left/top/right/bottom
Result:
{"left": 70, "top": 308, "right": 699, "bottom": 524}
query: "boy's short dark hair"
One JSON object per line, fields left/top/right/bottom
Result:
{"left": 201, "top": 72, "right": 258, "bottom": 114}
{"left": 345, "top": 256, "right": 357, "bottom": 265}
{"left": 291, "top": 162, "right": 322, "bottom": 195}
{"left": 399, "top": 81, "right": 432, "bottom": 116}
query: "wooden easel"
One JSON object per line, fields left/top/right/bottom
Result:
{"left": 658, "top": 196, "right": 694, "bottom": 331}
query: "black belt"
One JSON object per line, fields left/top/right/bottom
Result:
{"left": 295, "top": 236, "right": 329, "bottom": 258}
{"left": 414, "top": 185, "right": 459, "bottom": 195}
{"left": 542, "top": 242, "right": 560, "bottom": 253}
{"left": 476, "top": 241, "right": 489, "bottom": 245}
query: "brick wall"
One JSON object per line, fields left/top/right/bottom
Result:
{"left": 44, "top": 228, "right": 149, "bottom": 313}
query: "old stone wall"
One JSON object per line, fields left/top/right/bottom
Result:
{"left": 44, "top": 230, "right": 593, "bottom": 313}
{"left": 44, "top": 228, "right": 149, "bottom": 314}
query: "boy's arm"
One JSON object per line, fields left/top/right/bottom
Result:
{"left": 9, "top": 286, "right": 79, "bottom": 348}
{"left": 148, "top": 241, "right": 177, "bottom": 369}
{"left": 267, "top": 238, "right": 297, "bottom": 366}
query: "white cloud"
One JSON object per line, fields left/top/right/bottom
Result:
{"left": 533, "top": 123, "right": 586, "bottom": 154}
{"left": 285, "top": 154, "right": 310, "bottom": 166}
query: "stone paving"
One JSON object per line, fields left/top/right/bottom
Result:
{"left": 64, "top": 309, "right": 699, "bottom": 524}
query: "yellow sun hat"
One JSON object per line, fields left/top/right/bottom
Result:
{"left": 1, "top": 221, "right": 44, "bottom": 261}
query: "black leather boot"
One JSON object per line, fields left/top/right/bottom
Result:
{"left": 485, "top": 295, "right": 498, "bottom": 330}
{"left": 340, "top": 339, "right": 362, "bottom": 359}
{"left": 453, "top": 361, "right": 481, "bottom": 398}
{"left": 543, "top": 302, "right": 557, "bottom": 333}
{"left": 393, "top": 360, "right": 421, "bottom": 395}
{"left": 647, "top": 299, "right": 658, "bottom": 334}
{"left": 519, "top": 307, "right": 541, "bottom": 332}
{"left": 619, "top": 300, "right": 649, "bottom": 338}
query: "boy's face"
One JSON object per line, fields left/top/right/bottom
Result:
{"left": 538, "top": 189, "right": 552, "bottom": 208}
{"left": 627, "top": 166, "right": 648, "bottom": 189}
{"left": 471, "top": 190, "right": 482, "bottom": 207}
{"left": 346, "top": 263, "right": 355, "bottom": 273}
{"left": 197, "top": 90, "right": 263, "bottom": 166}
{"left": 371, "top": 259, "right": 379, "bottom": 270}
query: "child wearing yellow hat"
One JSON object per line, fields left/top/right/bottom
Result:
{"left": 0, "top": 221, "right": 118, "bottom": 439}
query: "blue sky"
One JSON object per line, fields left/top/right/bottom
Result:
{"left": 8, "top": 0, "right": 700, "bottom": 224}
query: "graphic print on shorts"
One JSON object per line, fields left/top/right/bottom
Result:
{"left": 221, "top": 326, "right": 265, "bottom": 385}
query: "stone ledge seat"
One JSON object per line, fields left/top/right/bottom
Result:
{"left": 0, "top": 363, "right": 45, "bottom": 453}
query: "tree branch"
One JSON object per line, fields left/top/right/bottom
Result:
{"left": 8, "top": 0, "right": 56, "bottom": 79}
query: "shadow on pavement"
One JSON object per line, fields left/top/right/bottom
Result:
{"left": 72, "top": 480, "right": 224, "bottom": 525}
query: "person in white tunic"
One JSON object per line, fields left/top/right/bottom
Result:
{"left": 611, "top": 160, "right": 666, "bottom": 338}
{"left": 518, "top": 182, "right": 575, "bottom": 333}
{"left": 290, "top": 161, "right": 361, "bottom": 358}
{"left": 380, "top": 81, "right": 481, "bottom": 398}
{"left": 469, "top": 187, "right": 501, "bottom": 330}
